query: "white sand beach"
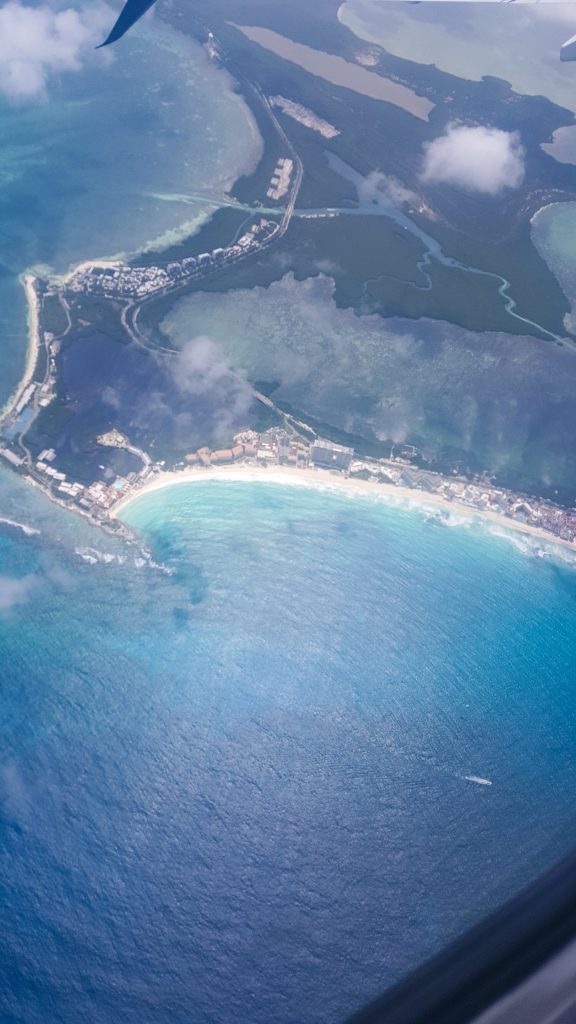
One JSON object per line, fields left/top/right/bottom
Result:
{"left": 22, "top": 273, "right": 40, "bottom": 382}
{"left": 0, "top": 274, "right": 42, "bottom": 425}
{"left": 111, "top": 463, "right": 576, "bottom": 555}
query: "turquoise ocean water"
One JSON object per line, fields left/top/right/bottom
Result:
{"left": 1, "top": 10, "right": 576, "bottom": 1023}
{"left": 1, "top": 479, "right": 576, "bottom": 1022}
{"left": 532, "top": 201, "right": 576, "bottom": 325}
{"left": 0, "top": 15, "right": 261, "bottom": 400}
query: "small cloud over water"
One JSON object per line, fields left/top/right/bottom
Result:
{"left": 0, "top": 574, "right": 37, "bottom": 612}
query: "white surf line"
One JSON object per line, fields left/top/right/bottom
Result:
{"left": 0, "top": 516, "right": 41, "bottom": 537}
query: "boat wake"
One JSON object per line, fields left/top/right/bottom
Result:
{"left": 463, "top": 775, "right": 493, "bottom": 786}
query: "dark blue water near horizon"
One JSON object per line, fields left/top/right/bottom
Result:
{"left": 1, "top": 480, "right": 576, "bottom": 1024}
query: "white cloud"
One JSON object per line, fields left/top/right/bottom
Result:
{"left": 174, "top": 336, "right": 239, "bottom": 396}
{"left": 169, "top": 336, "right": 254, "bottom": 437}
{"left": 102, "top": 385, "right": 121, "bottom": 410}
{"left": 0, "top": 574, "right": 36, "bottom": 611}
{"left": 357, "top": 170, "right": 418, "bottom": 209}
{"left": 524, "top": 3, "right": 576, "bottom": 26}
{"left": 0, "top": 1, "right": 113, "bottom": 100}
{"left": 421, "top": 124, "right": 525, "bottom": 195}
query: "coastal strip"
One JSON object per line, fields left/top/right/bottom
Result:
{"left": 0, "top": 274, "right": 41, "bottom": 427}
{"left": 57, "top": 260, "right": 124, "bottom": 287}
{"left": 110, "top": 463, "right": 576, "bottom": 557}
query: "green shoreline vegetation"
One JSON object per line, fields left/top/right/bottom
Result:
{"left": 3, "top": 0, "right": 576, "bottom": 526}
{"left": 145, "top": 3, "right": 575, "bottom": 337}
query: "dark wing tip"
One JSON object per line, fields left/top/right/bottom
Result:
{"left": 97, "top": 0, "right": 158, "bottom": 49}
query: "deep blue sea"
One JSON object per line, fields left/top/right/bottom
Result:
{"left": 1, "top": 478, "right": 576, "bottom": 1024}
{"left": 1, "top": 7, "right": 576, "bottom": 1023}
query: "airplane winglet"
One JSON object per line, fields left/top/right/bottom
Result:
{"left": 97, "top": 0, "right": 158, "bottom": 48}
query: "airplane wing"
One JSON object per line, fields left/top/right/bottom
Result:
{"left": 97, "top": 0, "right": 158, "bottom": 47}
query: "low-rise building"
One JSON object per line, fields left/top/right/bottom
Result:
{"left": 211, "top": 449, "right": 234, "bottom": 464}
{"left": 257, "top": 446, "right": 277, "bottom": 462}
{"left": 311, "top": 439, "right": 353, "bottom": 471}
{"left": 0, "top": 447, "right": 23, "bottom": 467}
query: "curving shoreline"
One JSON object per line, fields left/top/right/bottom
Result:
{"left": 111, "top": 464, "right": 576, "bottom": 557}
{"left": 0, "top": 274, "right": 41, "bottom": 426}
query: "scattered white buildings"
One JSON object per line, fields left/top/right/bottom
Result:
{"left": 0, "top": 447, "right": 23, "bottom": 467}
{"left": 65, "top": 220, "right": 277, "bottom": 302}
{"left": 68, "top": 263, "right": 173, "bottom": 299}
{"left": 267, "top": 158, "right": 294, "bottom": 201}
{"left": 14, "top": 383, "right": 37, "bottom": 417}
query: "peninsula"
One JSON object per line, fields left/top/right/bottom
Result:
{"left": 3, "top": 274, "right": 576, "bottom": 556}
{"left": 2, "top": 10, "right": 576, "bottom": 562}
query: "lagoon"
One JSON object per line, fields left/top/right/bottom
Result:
{"left": 234, "top": 23, "right": 434, "bottom": 120}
